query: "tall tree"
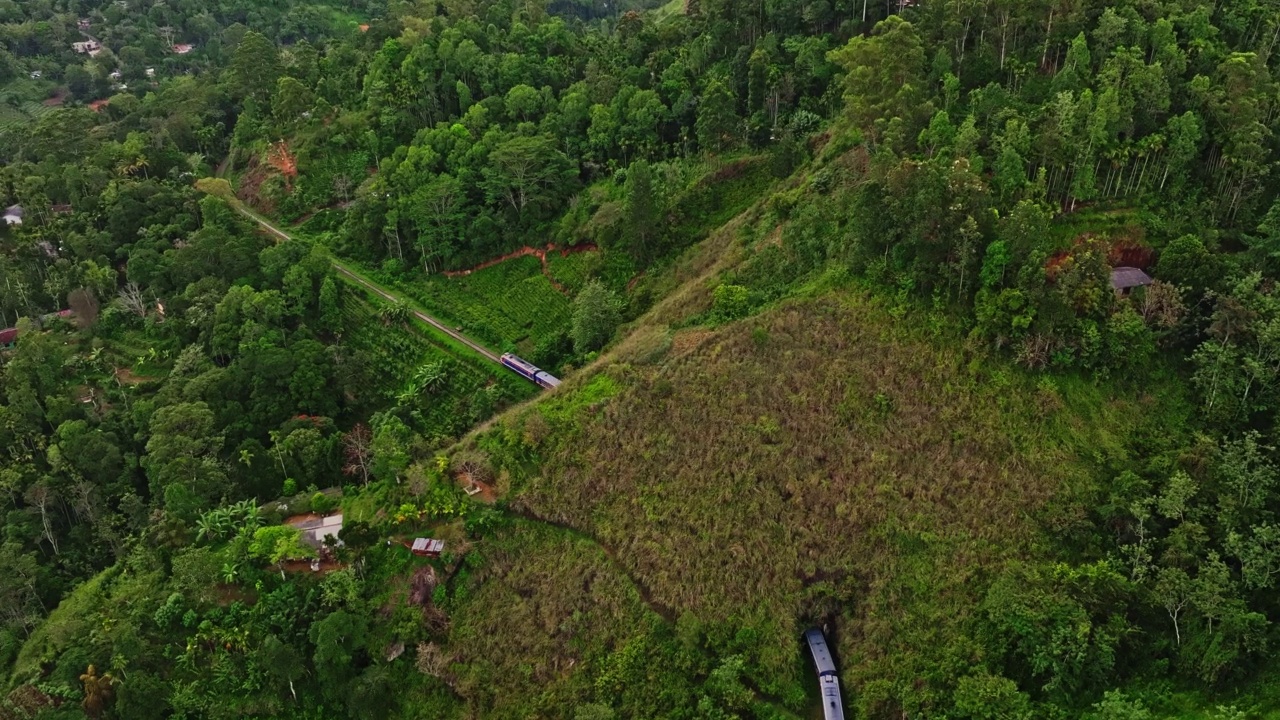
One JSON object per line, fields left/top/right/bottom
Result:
{"left": 230, "top": 30, "right": 283, "bottom": 104}
{"left": 829, "top": 15, "right": 931, "bottom": 145}
{"left": 571, "top": 280, "right": 621, "bottom": 354}
{"left": 622, "top": 159, "right": 660, "bottom": 265}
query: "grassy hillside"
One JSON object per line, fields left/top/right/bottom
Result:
{"left": 477, "top": 279, "right": 1182, "bottom": 706}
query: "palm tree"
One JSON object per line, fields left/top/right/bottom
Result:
{"left": 398, "top": 361, "right": 450, "bottom": 404}
{"left": 221, "top": 562, "right": 240, "bottom": 584}
{"left": 233, "top": 499, "right": 261, "bottom": 527}
{"left": 412, "top": 361, "right": 449, "bottom": 394}
{"left": 210, "top": 508, "right": 233, "bottom": 537}
{"left": 195, "top": 515, "right": 216, "bottom": 543}
{"left": 378, "top": 301, "right": 411, "bottom": 327}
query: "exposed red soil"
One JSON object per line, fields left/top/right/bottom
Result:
{"left": 265, "top": 141, "right": 299, "bottom": 188}
{"left": 1044, "top": 230, "right": 1153, "bottom": 282}
{"left": 236, "top": 156, "right": 276, "bottom": 214}
{"left": 466, "top": 478, "right": 497, "bottom": 503}
{"left": 449, "top": 464, "right": 499, "bottom": 502}
{"left": 213, "top": 583, "right": 258, "bottom": 606}
{"left": 444, "top": 243, "right": 598, "bottom": 294}
{"left": 42, "top": 90, "right": 67, "bottom": 107}
{"left": 703, "top": 157, "right": 756, "bottom": 185}
{"left": 113, "top": 367, "right": 150, "bottom": 385}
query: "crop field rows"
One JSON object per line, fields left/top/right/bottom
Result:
{"left": 544, "top": 251, "right": 595, "bottom": 294}
{"left": 383, "top": 255, "right": 573, "bottom": 353}
{"left": 341, "top": 292, "right": 495, "bottom": 390}
{"left": 0, "top": 104, "right": 31, "bottom": 133}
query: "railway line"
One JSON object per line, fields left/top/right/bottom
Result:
{"left": 234, "top": 205, "right": 559, "bottom": 387}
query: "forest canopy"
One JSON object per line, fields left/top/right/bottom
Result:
{"left": 1, "top": 0, "right": 1280, "bottom": 718}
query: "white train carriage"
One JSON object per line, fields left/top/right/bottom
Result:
{"left": 805, "top": 628, "right": 845, "bottom": 720}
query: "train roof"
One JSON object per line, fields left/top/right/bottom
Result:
{"left": 804, "top": 628, "right": 837, "bottom": 675}
{"left": 500, "top": 353, "right": 540, "bottom": 371}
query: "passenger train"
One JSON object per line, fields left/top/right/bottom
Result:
{"left": 805, "top": 628, "right": 845, "bottom": 720}
{"left": 500, "top": 353, "right": 561, "bottom": 389}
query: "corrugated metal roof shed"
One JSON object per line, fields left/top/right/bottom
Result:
{"left": 411, "top": 538, "right": 445, "bottom": 556}
{"left": 1111, "top": 266, "right": 1153, "bottom": 290}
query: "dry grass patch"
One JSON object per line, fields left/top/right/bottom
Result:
{"left": 514, "top": 290, "right": 1111, "bottom": 694}
{"left": 445, "top": 522, "right": 662, "bottom": 717}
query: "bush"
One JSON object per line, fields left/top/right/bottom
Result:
{"left": 710, "top": 284, "right": 751, "bottom": 323}
{"left": 311, "top": 491, "right": 337, "bottom": 515}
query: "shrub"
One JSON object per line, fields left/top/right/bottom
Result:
{"left": 311, "top": 491, "right": 337, "bottom": 515}
{"left": 710, "top": 284, "right": 751, "bottom": 323}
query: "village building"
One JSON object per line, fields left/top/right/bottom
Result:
{"left": 411, "top": 538, "right": 445, "bottom": 558}
{"left": 3, "top": 205, "right": 24, "bottom": 226}
{"left": 71, "top": 40, "right": 101, "bottom": 55}
{"left": 172, "top": 44, "right": 195, "bottom": 55}
{"left": 288, "top": 512, "right": 344, "bottom": 550}
{"left": 1110, "top": 266, "right": 1154, "bottom": 295}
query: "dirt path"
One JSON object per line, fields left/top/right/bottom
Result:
{"left": 509, "top": 511, "right": 678, "bottom": 625}
{"left": 445, "top": 243, "right": 598, "bottom": 294}
{"left": 232, "top": 205, "right": 507, "bottom": 368}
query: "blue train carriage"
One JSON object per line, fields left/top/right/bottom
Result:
{"left": 804, "top": 628, "right": 846, "bottom": 720}
{"left": 500, "top": 353, "right": 561, "bottom": 389}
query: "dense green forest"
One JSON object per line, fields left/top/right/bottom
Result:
{"left": 2, "top": 0, "right": 1280, "bottom": 717}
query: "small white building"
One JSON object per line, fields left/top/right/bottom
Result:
{"left": 29, "top": 70, "right": 42, "bottom": 79}
{"left": 145, "top": 67, "right": 156, "bottom": 78}
{"left": 3, "top": 205, "right": 24, "bottom": 226}
{"left": 288, "top": 512, "right": 344, "bottom": 550}
{"left": 71, "top": 40, "right": 100, "bottom": 54}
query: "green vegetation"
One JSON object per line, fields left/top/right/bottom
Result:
{"left": 339, "top": 289, "right": 536, "bottom": 440}
{"left": 365, "top": 255, "right": 573, "bottom": 354}
{"left": 3, "top": 0, "right": 1280, "bottom": 718}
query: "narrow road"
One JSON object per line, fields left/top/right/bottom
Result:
{"left": 233, "top": 205, "right": 504, "bottom": 366}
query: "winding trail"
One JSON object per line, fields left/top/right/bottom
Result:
{"left": 232, "top": 204, "right": 504, "bottom": 366}
{"left": 508, "top": 510, "right": 678, "bottom": 624}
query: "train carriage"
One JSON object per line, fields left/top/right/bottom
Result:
{"left": 500, "top": 353, "right": 561, "bottom": 389}
{"left": 805, "top": 628, "right": 845, "bottom": 720}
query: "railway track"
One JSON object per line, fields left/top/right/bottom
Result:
{"left": 234, "top": 206, "right": 504, "bottom": 366}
